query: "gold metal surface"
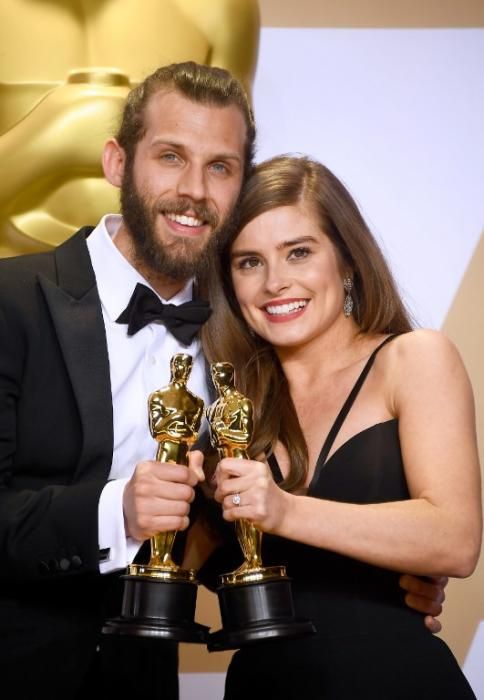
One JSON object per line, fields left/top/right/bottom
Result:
{"left": 128, "top": 562, "right": 196, "bottom": 582}
{"left": 136, "top": 353, "right": 204, "bottom": 580}
{"left": 207, "top": 362, "right": 286, "bottom": 584}
{"left": 0, "top": 0, "right": 260, "bottom": 257}
{"left": 219, "top": 564, "right": 286, "bottom": 586}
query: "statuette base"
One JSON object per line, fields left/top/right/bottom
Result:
{"left": 207, "top": 573, "right": 315, "bottom": 651}
{"left": 102, "top": 573, "right": 209, "bottom": 643}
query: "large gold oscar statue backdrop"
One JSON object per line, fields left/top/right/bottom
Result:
{"left": 0, "top": 0, "right": 259, "bottom": 258}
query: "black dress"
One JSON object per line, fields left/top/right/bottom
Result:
{"left": 201, "top": 337, "right": 476, "bottom": 700}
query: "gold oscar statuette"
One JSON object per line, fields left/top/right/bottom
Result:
{"left": 206, "top": 362, "right": 315, "bottom": 651}
{"left": 103, "top": 353, "right": 209, "bottom": 643}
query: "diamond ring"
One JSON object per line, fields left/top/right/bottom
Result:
{"left": 232, "top": 493, "right": 241, "bottom": 506}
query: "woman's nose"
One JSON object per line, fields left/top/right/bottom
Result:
{"left": 264, "top": 264, "right": 290, "bottom": 295}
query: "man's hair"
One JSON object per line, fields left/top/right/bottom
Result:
{"left": 116, "top": 61, "right": 256, "bottom": 177}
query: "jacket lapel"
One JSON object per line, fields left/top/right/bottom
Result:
{"left": 38, "top": 228, "right": 113, "bottom": 481}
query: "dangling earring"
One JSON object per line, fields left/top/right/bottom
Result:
{"left": 343, "top": 278, "right": 354, "bottom": 317}
{"left": 247, "top": 324, "right": 256, "bottom": 338}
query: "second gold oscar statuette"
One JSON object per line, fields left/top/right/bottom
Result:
{"left": 206, "top": 362, "right": 315, "bottom": 651}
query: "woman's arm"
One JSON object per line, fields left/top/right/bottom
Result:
{"left": 215, "top": 330, "right": 482, "bottom": 578}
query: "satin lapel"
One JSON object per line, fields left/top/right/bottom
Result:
{"left": 38, "top": 229, "right": 113, "bottom": 481}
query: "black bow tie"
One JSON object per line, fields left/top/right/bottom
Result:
{"left": 116, "top": 283, "right": 212, "bottom": 345}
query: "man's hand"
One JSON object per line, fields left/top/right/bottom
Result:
{"left": 400, "top": 574, "right": 448, "bottom": 633}
{"left": 123, "top": 460, "right": 202, "bottom": 541}
{"left": 187, "top": 449, "right": 205, "bottom": 482}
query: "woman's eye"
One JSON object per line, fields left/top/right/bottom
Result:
{"left": 237, "top": 256, "right": 261, "bottom": 269}
{"left": 288, "top": 246, "right": 311, "bottom": 260}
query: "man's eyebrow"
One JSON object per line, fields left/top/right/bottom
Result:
{"left": 213, "top": 153, "right": 243, "bottom": 163}
{"left": 150, "top": 139, "right": 183, "bottom": 149}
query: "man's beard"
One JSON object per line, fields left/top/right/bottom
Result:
{"left": 120, "top": 165, "right": 223, "bottom": 281}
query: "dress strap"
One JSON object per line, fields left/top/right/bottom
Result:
{"left": 267, "top": 452, "right": 284, "bottom": 484}
{"left": 316, "top": 335, "right": 398, "bottom": 468}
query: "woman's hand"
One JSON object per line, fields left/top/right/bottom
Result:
{"left": 214, "top": 457, "right": 291, "bottom": 533}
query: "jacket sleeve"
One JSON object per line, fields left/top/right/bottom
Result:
{"left": 0, "top": 291, "right": 106, "bottom": 582}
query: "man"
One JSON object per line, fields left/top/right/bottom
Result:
{"left": 0, "top": 62, "right": 445, "bottom": 699}
{"left": 0, "top": 60, "right": 252, "bottom": 700}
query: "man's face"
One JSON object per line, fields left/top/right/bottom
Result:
{"left": 120, "top": 90, "right": 247, "bottom": 281}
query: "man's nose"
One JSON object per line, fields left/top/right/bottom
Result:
{"left": 176, "top": 164, "right": 207, "bottom": 202}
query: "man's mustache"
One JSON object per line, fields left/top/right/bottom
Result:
{"left": 155, "top": 198, "right": 219, "bottom": 229}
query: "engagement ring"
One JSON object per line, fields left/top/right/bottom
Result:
{"left": 232, "top": 493, "right": 241, "bottom": 506}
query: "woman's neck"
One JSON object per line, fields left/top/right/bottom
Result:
{"left": 276, "top": 320, "right": 371, "bottom": 393}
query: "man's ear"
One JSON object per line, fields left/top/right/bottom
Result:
{"left": 102, "top": 138, "right": 126, "bottom": 188}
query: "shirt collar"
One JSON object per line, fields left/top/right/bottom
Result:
{"left": 86, "top": 214, "right": 194, "bottom": 323}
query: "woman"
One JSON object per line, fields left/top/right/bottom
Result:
{"left": 198, "top": 155, "right": 481, "bottom": 699}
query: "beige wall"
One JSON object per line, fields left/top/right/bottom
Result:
{"left": 441, "top": 234, "right": 484, "bottom": 664}
{"left": 259, "top": 0, "right": 484, "bottom": 27}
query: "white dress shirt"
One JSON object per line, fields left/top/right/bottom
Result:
{"left": 86, "top": 215, "right": 211, "bottom": 573}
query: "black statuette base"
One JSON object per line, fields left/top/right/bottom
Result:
{"left": 102, "top": 574, "right": 209, "bottom": 643}
{"left": 207, "top": 576, "right": 315, "bottom": 651}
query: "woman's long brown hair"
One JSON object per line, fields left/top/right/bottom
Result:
{"left": 201, "top": 155, "right": 413, "bottom": 492}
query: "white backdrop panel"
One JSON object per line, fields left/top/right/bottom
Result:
{"left": 252, "top": 28, "right": 484, "bottom": 328}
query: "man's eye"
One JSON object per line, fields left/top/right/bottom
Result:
{"left": 161, "top": 153, "right": 178, "bottom": 162}
{"left": 210, "top": 162, "right": 228, "bottom": 174}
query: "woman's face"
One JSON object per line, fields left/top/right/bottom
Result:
{"left": 230, "top": 204, "right": 348, "bottom": 351}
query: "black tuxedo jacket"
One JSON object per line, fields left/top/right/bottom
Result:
{"left": 0, "top": 228, "right": 112, "bottom": 581}
{"left": 0, "top": 228, "right": 178, "bottom": 698}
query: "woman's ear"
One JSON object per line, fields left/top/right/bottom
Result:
{"left": 102, "top": 138, "right": 126, "bottom": 188}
